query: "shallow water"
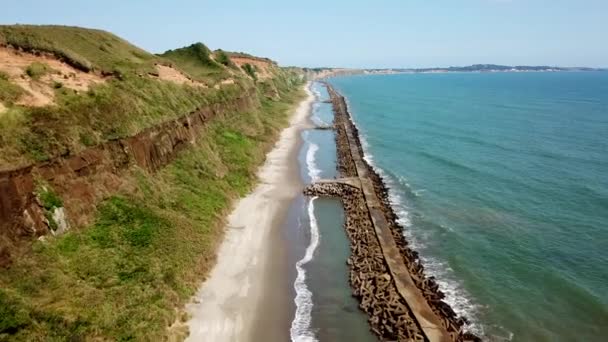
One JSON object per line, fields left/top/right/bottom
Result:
{"left": 308, "top": 197, "right": 376, "bottom": 342}
{"left": 289, "top": 82, "right": 375, "bottom": 341}
{"left": 329, "top": 72, "right": 608, "bottom": 341}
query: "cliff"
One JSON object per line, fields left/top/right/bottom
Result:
{"left": 0, "top": 88, "right": 259, "bottom": 263}
{"left": 0, "top": 25, "right": 304, "bottom": 340}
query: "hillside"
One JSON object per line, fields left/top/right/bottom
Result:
{"left": 0, "top": 25, "right": 304, "bottom": 340}
{"left": 0, "top": 26, "right": 242, "bottom": 166}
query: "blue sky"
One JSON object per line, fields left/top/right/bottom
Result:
{"left": 1, "top": 0, "right": 606, "bottom": 68}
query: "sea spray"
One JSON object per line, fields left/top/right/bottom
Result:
{"left": 289, "top": 197, "right": 320, "bottom": 342}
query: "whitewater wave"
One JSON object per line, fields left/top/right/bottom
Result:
{"left": 343, "top": 98, "right": 486, "bottom": 336}
{"left": 289, "top": 197, "right": 320, "bottom": 342}
{"left": 311, "top": 84, "right": 323, "bottom": 98}
{"left": 310, "top": 108, "right": 327, "bottom": 126}
{"left": 312, "top": 85, "right": 322, "bottom": 97}
{"left": 309, "top": 87, "right": 329, "bottom": 126}
{"left": 306, "top": 141, "right": 321, "bottom": 181}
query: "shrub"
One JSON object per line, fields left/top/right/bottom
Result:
{"left": 214, "top": 49, "right": 233, "bottom": 67}
{"left": 36, "top": 184, "right": 63, "bottom": 210}
{"left": 242, "top": 63, "right": 257, "bottom": 80}
{"left": 79, "top": 132, "right": 95, "bottom": 146}
{"left": 0, "top": 291, "right": 30, "bottom": 335}
{"left": 161, "top": 43, "right": 218, "bottom": 69}
{"left": 25, "top": 62, "right": 51, "bottom": 80}
{"left": 0, "top": 74, "right": 25, "bottom": 104}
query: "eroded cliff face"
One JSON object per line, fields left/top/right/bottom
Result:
{"left": 0, "top": 88, "right": 259, "bottom": 266}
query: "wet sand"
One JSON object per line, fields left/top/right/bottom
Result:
{"left": 185, "top": 83, "right": 314, "bottom": 342}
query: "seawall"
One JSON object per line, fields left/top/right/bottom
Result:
{"left": 304, "top": 84, "right": 480, "bottom": 341}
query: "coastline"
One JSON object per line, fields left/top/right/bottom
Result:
{"left": 304, "top": 83, "right": 480, "bottom": 341}
{"left": 185, "top": 83, "right": 314, "bottom": 342}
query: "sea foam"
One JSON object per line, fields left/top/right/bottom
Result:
{"left": 290, "top": 102, "right": 323, "bottom": 341}
{"left": 289, "top": 197, "right": 320, "bottom": 342}
{"left": 305, "top": 141, "right": 321, "bottom": 182}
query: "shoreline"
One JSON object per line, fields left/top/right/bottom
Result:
{"left": 185, "top": 83, "right": 314, "bottom": 342}
{"left": 304, "top": 83, "right": 480, "bottom": 341}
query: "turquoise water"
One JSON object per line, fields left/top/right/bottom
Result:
{"left": 329, "top": 72, "right": 608, "bottom": 341}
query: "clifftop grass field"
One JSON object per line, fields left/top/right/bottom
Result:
{"left": 0, "top": 25, "right": 156, "bottom": 73}
{"left": 0, "top": 25, "right": 304, "bottom": 340}
{"left": 0, "top": 25, "right": 299, "bottom": 166}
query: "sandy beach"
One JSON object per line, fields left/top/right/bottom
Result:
{"left": 185, "top": 83, "right": 314, "bottom": 342}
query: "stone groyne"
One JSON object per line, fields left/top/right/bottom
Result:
{"left": 304, "top": 84, "right": 480, "bottom": 342}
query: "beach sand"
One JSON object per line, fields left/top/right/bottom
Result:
{"left": 185, "top": 83, "right": 314, "bottom": 342}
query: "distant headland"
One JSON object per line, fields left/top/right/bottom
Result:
{"left": 305, "top": 64, "right": 606, "bottom": 79}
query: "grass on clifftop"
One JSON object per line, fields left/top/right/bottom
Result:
{"left": 0, "top": 25, "right": 264, "bottom": 167}
{"left": 0, "top": 25, "right": 157, "bottom": 74}
{"left": 0, "top": 73, "right": 245, "bottom": 165}
{"left": 0, "top": 85, "right": 305, "bottom": 341}
{"left": 160, "top": 43, "right": 228, "bottom": 83}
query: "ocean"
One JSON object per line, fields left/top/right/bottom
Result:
{"left": 322, "top": 72, "right": 608, "bottom": 341}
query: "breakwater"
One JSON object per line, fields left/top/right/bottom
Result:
{"left": 303, "top": 84, "right": 480, "bottom": 341}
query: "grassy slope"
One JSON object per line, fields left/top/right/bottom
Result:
{"left": 160, "top": 43, "right": 226, "bottom": 83}
{"left": 0, "top": 25, "right": 157, "bottom": 73}
{"left": 0, "top": 89, "right": 303, "bottom": 341}
{"left": 0, "top": 71, "right": 25, "bottom": 104}
{"left": 0, "top": 25, "right": 304, "bottom": 340}
{"left": 0, "top": 25, "right": 249, "bottom": 166}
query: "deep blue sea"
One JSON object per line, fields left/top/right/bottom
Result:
{"left": 326, "top": 72, "right": 608, "bottom": 341}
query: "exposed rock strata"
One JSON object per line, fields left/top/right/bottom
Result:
{"left": 303, "top": 84, "right": 481, "bottom": 341}
{"left": 0, "top": 88, "right": 258, "bottom": 266}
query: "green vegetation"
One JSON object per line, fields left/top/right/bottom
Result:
{"left": 36, "top": 185, "right": 63, "bottom": 211}
{"left": 0, "top": 25, "right": 158, "bottom": 73}
{"left": 0, "top": 85, "right": 305, "bottom": 340}
{"left": 0, "top": 23, "right": 305, "bottom": 341}
{"left": 0, "top": 26, "right": 263, "bottom": 165}
{"left": 0, "top": 71, "right": 25, "bottom": 105}
{"left": 214, "top": 49, "right": 235, "bottom": 68}
{"left": 25, "top": 62, "right": 52, "bottom": 80}
{"left": 227, "top": 51, "right": 275, "bottom": 64}
{"left": 34, "top": 183, "right": 64, "bottom": 231}
{"left": 242, "top": 63, "right": 257, "bottom": 80}
{"left": 0, "top": 22, "right": 302, "bottom": 337}
{"left": 8, "top": 73, "right": 244, "bottom": 163}
{"left": 160, "top": 43, "right": 228, "bottom": 83}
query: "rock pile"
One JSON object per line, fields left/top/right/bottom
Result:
{"left": 305, "top": 182, "right": 426, "bottom": 341}
{"left": 309, "top": 83, "right": 482, "bottom": 341}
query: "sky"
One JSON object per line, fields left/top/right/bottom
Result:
{"left": 1, "top": 0, "right": 607, "bottom": 68}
